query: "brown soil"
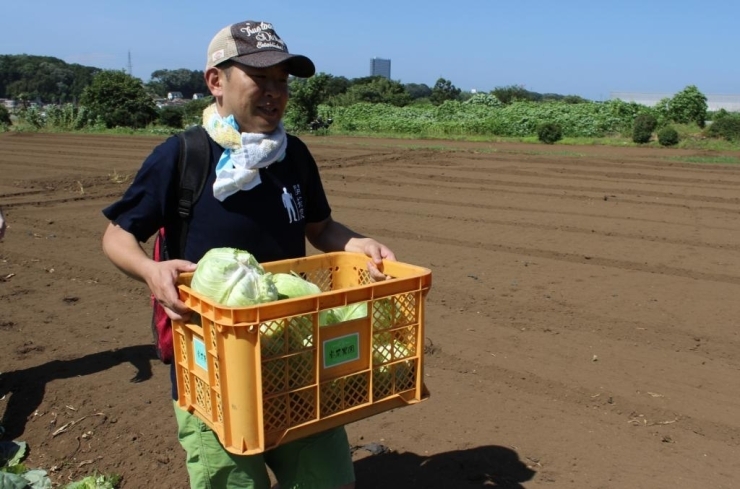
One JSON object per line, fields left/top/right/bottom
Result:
{"left": 1, "top": 132, "right": 739, "bottom": 488}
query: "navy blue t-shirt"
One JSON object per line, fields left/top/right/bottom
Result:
{"left": 102, "top": 132, "right": 332, "bottom": 399}
{"left": 103, "top": 133, "right": 331, "bottom": 264}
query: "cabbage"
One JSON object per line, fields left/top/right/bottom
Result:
{"left": 322, "top": 302, "right": 368, "bottom": 326}
{"left": 190, "top": 247, "right": 278, "bottom": 306}
{"left": 373, "top": 339, "right": 412, "bottom": 367}
{"left": 373, "top": 339, "right": 415, "bottom": 393}
{"left": 273, "top": 272, "right": 322, "bottom": 299}
{"left": 273, "top": 272, "right": 335, "bottom": 330}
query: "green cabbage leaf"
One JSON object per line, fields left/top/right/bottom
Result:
{"left": 191, "top": 248, "right": 278, "bottom": 306}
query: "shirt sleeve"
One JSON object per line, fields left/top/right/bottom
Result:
{"left": 101, "top": 136, "right": 179, "bottom": 242}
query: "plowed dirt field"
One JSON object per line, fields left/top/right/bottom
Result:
{"left": 1, "top": 132, "right": 739, "bottom": 488}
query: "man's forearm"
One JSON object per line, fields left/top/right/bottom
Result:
{"left": 307, "top": 218, "right": 365, "bottom": 253}
{"left": 101, "top": 223, "right": 154, "bottom": 284}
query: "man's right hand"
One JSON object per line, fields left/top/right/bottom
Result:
{"left": 146, "top": 259, "right": 198, "bottom": 321}
{"left": 102, "top": 223, "right": 197, "bottom": 320}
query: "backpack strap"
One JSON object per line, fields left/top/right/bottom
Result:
{"left": 169, "top": 125, "right": 210, "bottom": 259}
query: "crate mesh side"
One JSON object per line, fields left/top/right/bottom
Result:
{"left": 319, "top": 372, "right": 370, "bottom": 418}
{"left": 214, "top": 360, "right": 222, "bottom": 423}
{"left": 287, "top": 315, "right": 314, "bottom": 352}
{"left": 396, "top": 292, "right": 418, "bottom": 326}
{"left": 202, "top": 317, "right": 222, "bottom": 422}
{"left": 264, "top": 388, "right": 317, "bottom": 435}
{"left": 176, "top": 330, "right": 191, "bottom": 398}
{"left": 394, "top": 360, "right": 417, "bottom": 392}
{"left": 264, "top": 395, "right": 288, "bottom": 432}
{"left": 373, "top": 293, "right": 417, "bottom": 331}
{"left": 288, "top": 351, "right": 315, "bottom": 389}
{"left": 356, "top": 267, "right": 371, "bottom": 286}
{"left": 260, "top": 320, "right": 287, "bottom": 358}
{"left": 302, "top": 268, "right": 333, "bottom": 291}
{"left": 373, "top": 360, "right": 417, "bottom": 400}
{"left": 288, "top": 388, "right": 317, "bottom": 426}
{"left": 262, "top": 357, "right": 287, "bottom": 396}
{"left": 195, "top": 376, "right": 212, "bottom": 415}
{"left": 262, "top": 351, "right": 315, "bottom": 397}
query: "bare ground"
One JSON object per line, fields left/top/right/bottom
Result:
{"left": 1, "top": 132, "right": 739, "bottom": 488}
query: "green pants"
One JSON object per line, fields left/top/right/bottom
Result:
{"left": 174, "top": 403, "right": 355, "bottom": 489}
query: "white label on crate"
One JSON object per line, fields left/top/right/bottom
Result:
{"left": 323, "top": 333, "right": 360, "bottom": 369}
{"left": 193, "top": 337, "right": 208, "bottom": 371}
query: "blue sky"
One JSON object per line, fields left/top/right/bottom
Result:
{"left": 3, "top": 0, "right": 739, "bottom": 101}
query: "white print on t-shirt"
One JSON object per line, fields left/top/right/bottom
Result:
{"left": 282, "top": 187, "right": 300, "bottom": 223}
{"left": 291, "top": 183, "right": 305, "bottom": 222}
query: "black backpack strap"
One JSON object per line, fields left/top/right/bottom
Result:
{"left": 169, "top": 125, "right": 210, "bottom": 259}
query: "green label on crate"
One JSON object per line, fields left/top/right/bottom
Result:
{"left": 323, "top": 333, "right": 360, "bottom": 369}
{"left": 193, "top": 337, "right": 207, "bottom": 371}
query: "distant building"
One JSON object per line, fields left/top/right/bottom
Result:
{"left": 167, "top": 91, "right": 183, "bottom": 101}
{"left": 370, "top": 58, "right": 391, "bottom": 79}
{"left": 192, "top": 93, "right": 205, "bottom": 100}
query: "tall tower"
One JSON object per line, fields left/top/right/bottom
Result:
{"left": 127, "top": 51, "right": 133, "bottom": 76}
{"left": 370, "top": 57, "right": 391, "bottom": 79}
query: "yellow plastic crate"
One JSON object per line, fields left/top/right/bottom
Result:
{"left": 172, "top": 252, "right": 432, "bottom": 455}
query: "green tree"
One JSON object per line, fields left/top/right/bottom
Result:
{"left": 0, "top": 54, "right": 99, "bottom": 103}
{"left": 159, "top": 105, "right": 184, "bottom": 128}
{"left": 657, "top": 126, "right": 679, "bottom": 146}
{"left": 182, "top": 96, "right": 214, "bottom": 126}
{"left": 324, "top": 75, "right": 350, "bottom": 98}
{"left": 668, "top": 85, "right": 708, "bottom": 128}
{"left": 330, "top": 76, "right": 411, "bottom": 107}
{"left": 490, "top": 85, "right": 542, "bottom": 104}
{"left": 429, "top": 78, "right": 461, "bottom": 105}
{"left": 0, "top": 104, "right": 11, "bottom": 126}
{"left": 285, "top": 73, "right": 331, "bottom": 130}
{"left": 147, "top": 68, "right": 208, "bottom": 98}
{"left": 464, "top": 93, "right": 503, "bottom": 108}
{"left": 537, "top": 122, "right": 563, "bottom": 144}
{"left": 632, "top": 113, "right": 658, "bottom": 144}
{"left": 79, "top": 70, "right": 157, "bottom": 128}
{"left": 706, "top": 112, "right": 740, "bottom": 141}
{"left": 404, "top": 83, "right": 432, "bottom": 100}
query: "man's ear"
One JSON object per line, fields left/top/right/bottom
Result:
{"left": 205, "top": 67, "right": 224, "bottom": 97}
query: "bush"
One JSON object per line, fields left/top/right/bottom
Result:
{"left": 0, "top": 104, "right": 11, "bottom": 126}
{"left": 537, "top": 122, "right": 563, "bottom": 144}
{"left": 657, "top": 126, "right": 679, "bottom": 146}
{"left": 45, "top": 103, "right": 88, "bottom": 130}
{"left": 669, "top": 85, "right": 707, "bottom": 128}
{"left": 706, "top": 113, "right": 740, "bottom": 141}
{"left": 632, "top": 113, "right": 657, "bottom": 143}
{"left": 182, "top": 96, "right": 213, "bottom": 125}
{"left": 79, "top": 70, "right": 158, "bottom": 128}
{"left": 158, "top": 105, "right": 184, "bottom": 128}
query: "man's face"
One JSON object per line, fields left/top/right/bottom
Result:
{"left": 218, "top": 63, "right": 290, "bottom": 133}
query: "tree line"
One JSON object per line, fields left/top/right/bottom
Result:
{"left": 0, "top": 54, "right": 589, "bottom": 110}
{"left": 7, "top": 54, "right": 656, "bottom": 136}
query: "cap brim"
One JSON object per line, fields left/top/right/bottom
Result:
{"left": 231, "top": 51, "right": 315, "bottom": 78}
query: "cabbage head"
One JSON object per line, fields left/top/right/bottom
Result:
{"left": 273, "top": 272, "right": 322, "bottom": 299}
{"left": 191, "top": 248, "right": 278, "bottom": 306}
{"left": 322, "top": 303, "right": 368, "bottom": 326}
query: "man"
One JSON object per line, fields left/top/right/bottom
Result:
{"left": 101, "top": 20, "right": 394, "bottom": 489}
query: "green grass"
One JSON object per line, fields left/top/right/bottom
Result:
{"left": 667, "top": 155, "right": 740, "bottom": 165}
{"left": 5, "top": 121, "right": 740, "bottom": 152}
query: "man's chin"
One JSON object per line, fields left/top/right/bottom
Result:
{"left": 253, "top": 116, "right": 282, "bottom": 134}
